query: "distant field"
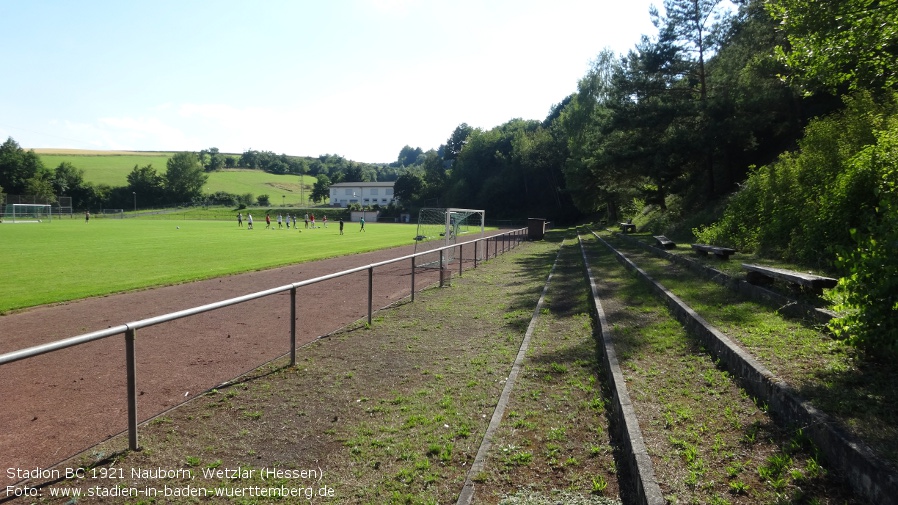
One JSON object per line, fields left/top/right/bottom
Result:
{"left": 32, "top": 148, "right": 173, "bottom": 156}
{"left": 204, "top": 169, "right": 309, "bottom": 205}
{"left": 35, "top": 151, "right": 313, "bottom": 205}
{"left": 37, "top": 152, "right": 176, "bottom": 186}
{"left": 0, "top": 218, "right": 421, "bottom": 314}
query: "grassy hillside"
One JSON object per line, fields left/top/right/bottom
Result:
{"left": 37, "top": 150, "right": 175, "bottom": 187}
{"left": 205, "top": 169, "right": 310, "bottom": 206}
{"left": 34, "top": 150, "right": 313, "bottom": 205}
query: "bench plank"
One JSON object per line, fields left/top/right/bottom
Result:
{"left": 742, "top": 263, "right": 838, "bottom": 293}
{"left": 653, "top": 235, "right": 676, "bottom": 249}
{"left": 691, "top": 243, "right": 736, "bottom": 259}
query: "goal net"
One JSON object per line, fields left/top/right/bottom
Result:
{"left": 57, "top": 196, "right": 73, "bottom": 218}
{"left": 4, "top": 204, "right": 52, "bottom": 223}
{"left": 413, "top": 208, "right": 485, "bottom": 269}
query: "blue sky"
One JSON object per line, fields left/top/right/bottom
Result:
{"left": 0, "top": 0, "right": 660, "bottom": 163}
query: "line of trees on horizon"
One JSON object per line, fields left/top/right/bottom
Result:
{"left": 0, "top": 142, "right": 410, "bottom": 211}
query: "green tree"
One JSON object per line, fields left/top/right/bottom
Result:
{"left": 559, "top": 50, "right": 625, "bottom": 217}
{"left": 443, "top": 123, "right": 473, "bottom": 163}
{"left": 651, "top": 0, "right": 730, "bottom": 101}
{"left": 606, "top": 37, "right": 695, "bottom": 209}
{"left": 52, "top": 162, "right": 99, "bottom": 210}
{"left": 25, "top": 174, "right": 56, "bottom": 203}
{"left": 694, "top": 92, "right": 893, "bottom": 263}
{"left": 702, "top": 0, "right": 804, "bottom": 192}
{"left": 393, "top": 170, "right": 425, "bottom": 208}
{"left": 420, "top": 151, "right": 447, "bottom": 204}
{"left": 199, "top": 147, "right": 225, "bottom": 171}
{"left": 650, "top": 0, "right": 734, "bottom": 198}
{"left": 127, "top": 164, "right": 166, "bottom": 207}
{"left": 446, "top": 119, "right": 540, "bottom": 217}
{"left": 829, "top": 121, "right": 898, "bottom": 356}
{"left": 164, "top": 152, "right": 207, "bottom": 203}
{"left": 767, "top": 0, "right": 898, "bottom": 92}
{"left": 52, "top": 162, "right": 79, "bottom": 195}
{"left": 397, "top": 145, "right": 424, "bottom": 166}
{"left": 239, "top": 149, "right": 262, "bottom": 169}
{"left": 0, "top": 137, "right": 48, "bottom": 195}
{"left": 266, "top": 160, "right": 288, "bottom": 175}
{"left": 311, "top": 174, "right": 332, "bottom": 203}
{"left": 293, "top": 158, "right": 308, "bottom": 179}
{"left": 512, "top": 117, "right": 576, "bottom": 221}
{"left": 342, "top": 162, "right": 368, "bottom": 182}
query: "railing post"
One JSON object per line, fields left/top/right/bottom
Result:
{"left": 493, "top": 235, "right": 498, "bottom": 258}
{"left": 474, "top": 241, "right": 479, "bottom": 269}
{"left": 367, "top": 267, "right": 374, "bottom": 326}
{"left": 411, "top": 256, "right": 416, "bottom": 302}
{"left": 459, "top": 244, "right": 464, "bottom": 277}
{"left": 439, "top": 249, "right": 445, "bottom": 287}
{"left": 290, "top": 286, "right": 297, "bottom": 366}
{"left": 125, "top": 327, "right": 139, "bottom": 451}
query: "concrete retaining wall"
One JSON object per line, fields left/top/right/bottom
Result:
{"left": 578, "top": 235, "right": 665, "bottom": 505}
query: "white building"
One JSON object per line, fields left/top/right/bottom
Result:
{"left": 329, "top": 182, "right": 396, "bottom": 208}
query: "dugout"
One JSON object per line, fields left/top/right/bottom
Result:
{"left": 527, "top": 217, "right": 547, "bottom": 240}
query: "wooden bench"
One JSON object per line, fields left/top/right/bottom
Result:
{"left": 691, "top": 243, "right": 737, "bottom": 259}
{"left": 653, "top": 235, "right": 676, "bottom": 249}
{"left": 742, "top": 263, "right": 838, "bottom": 296}
{"left": 619, "top": 222, "right": 636, "bottom": 233}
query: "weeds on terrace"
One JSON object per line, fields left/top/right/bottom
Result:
{"left": 474, "top": 236, "right": 621, "bottom": 503}
{"left": 580, "top": 231, "right": 862, "bottom": 503}
{"left": 604, "top": 231, "right": 898, "bottom": 470}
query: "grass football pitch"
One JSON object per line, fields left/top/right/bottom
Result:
{"left": 0, "top": 218, "right": 425, "bottom": 314}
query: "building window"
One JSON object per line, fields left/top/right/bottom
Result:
{"left": 370, "top": 188, "right": 379, "bottom": 196}
{"left": 386, "top": 188, "right": 393, "bottom": 195}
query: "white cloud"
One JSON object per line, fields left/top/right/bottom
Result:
{"left": 95, "top": 116, "right": 188, "bottom": 150}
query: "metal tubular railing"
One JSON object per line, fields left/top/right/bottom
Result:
{"left": 0, "top": 228, "right": 528, "bottom": 451}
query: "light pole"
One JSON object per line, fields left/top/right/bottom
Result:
{"left": 132, "top": 192, "right": 136, "bottom": 212}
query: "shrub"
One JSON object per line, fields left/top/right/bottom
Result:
{"left": 694, "top": 92, "right": 898, "bottom": 355}
{"left": 694, "top": 92, "right": 896, "bottom": 268}
{"left": 829, "top": 121, "right": 898, "bottom": 356}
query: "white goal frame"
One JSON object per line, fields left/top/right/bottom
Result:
{"left": 413, "top": 208, "right": 485, "bottom": 269}
{"left": 4, "top": 204, "right": 52, "bottom": 223}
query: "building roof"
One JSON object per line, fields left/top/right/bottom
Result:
{"left": 329, "top": 181, "right": 394, "bottom": 188}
